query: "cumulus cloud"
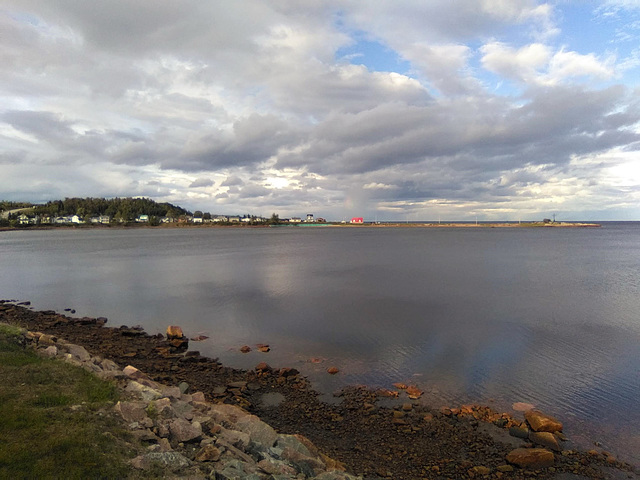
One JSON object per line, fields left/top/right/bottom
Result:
{"left": 480, "top": 43, "right": 614, "bottom": 85}
{"left": 1, "top": 1, "right": 639, "bottom": 219}
{"left": 189, "top": 177, "right": 214, "bottom": 188}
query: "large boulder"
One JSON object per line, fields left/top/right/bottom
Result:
{"left": 525, "top": 410, "right": 563, "bottom": 433}
{"left": 506, "top": 448, "right": 555, "bottom": 469}
{"left": 234, "top": 414, "right": 278, "bottom": 448}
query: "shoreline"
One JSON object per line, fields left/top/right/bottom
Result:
{"left": 0, "top": 221, "right": 602, "bottom": 233}
{"left": 1, "top": 301, "right": 636, "bottom": 479}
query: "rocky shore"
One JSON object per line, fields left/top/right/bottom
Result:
{"left": 1, "top": 301, "right": 636, "bottom": 480}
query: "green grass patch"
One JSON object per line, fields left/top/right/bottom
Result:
{"left": 0, "top": 333, "right": 147, "bottom": 478}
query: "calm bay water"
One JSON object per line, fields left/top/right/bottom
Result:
{"left": 1, "top": 224, "right": 639, "bottom": 464}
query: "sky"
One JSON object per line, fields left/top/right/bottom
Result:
{"left": 1, "top": 0, "right": 640, "bottom": 221}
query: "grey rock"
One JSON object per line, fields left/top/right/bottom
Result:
{"left": 114, "top": 401, "right": 153, "bottom": 426}
{"left": 169, "top": 418, "right": 202, "bottom": 443}
{"left": 100, "top": 358, "right": 120, "bottom": 371}
{"left": 42, "top": 345, "right": 58, "bottom": 357}
{"left": 218, "top": 428, "right": 251, "bottom": 449}
{"left": 125, "top": 380, "right": 162, "bottom": 402}
{"left": 179, "top": 381, "right": 190, "bottom": 394}
{"left": 63, "top": 343, "right": 91, "bottom": 362}
{"left": 235, "top": 414, "right": 278, "bottom": 448}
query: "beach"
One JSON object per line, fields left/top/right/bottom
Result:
{"left": 2, "top": 301, "right": 636, "bottom": 479}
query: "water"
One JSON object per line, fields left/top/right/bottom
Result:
{"left": 1, "top": 224, "right": 639, "bottom": 464}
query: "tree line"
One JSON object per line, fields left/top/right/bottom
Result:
{"left": 1, "top": 197, "right": 190, "bottom": 223}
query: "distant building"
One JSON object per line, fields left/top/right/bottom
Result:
{"left": 316, "top": 217, "right": 327, "bottom": 223}
{"left": 290, "top": 217, "right": 302, "bottom": 223}
{"left": 192, "top": 217, "right": 203, "bottom": 223}
{"left": 137, "top": 215, "right": 149, "bottom": 223}
{"left": 350, "top": 217, "right": 364, "bottom": 224}
{"left": 306, "top": 214, "right": 314, "bottom": 222}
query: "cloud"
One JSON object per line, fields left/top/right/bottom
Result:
{"left": 1, "top": 1, "right": 639, "bottom": 219}
{"left": 480, "top": 43, "right": 614, "bottom": 85}
{"left": 189, "top": 177, "right": 214, "bottom": 188}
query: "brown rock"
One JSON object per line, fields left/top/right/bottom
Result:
{"left": 327, "top": 366, "right": 340, "bottom": 375}
{"left": 525, "top": 410, "right": 563, "bottom": 433}
{"left": 393, "top": 382, "right": 408, "bottom": 390}
{"left": 255, "top": 362, "right": 271, "bottom": 372}
{"left": 506, "top": 448, "right": 555, "bottom": 469}
{"left": 405, "top": 385, "right": 423, "bottom": 399}
{"left": 190, "top": 335, "right": 209, "bottom": 341}
{"left": 470, "top": 466, "right": 491, "bottom": 475}
{"left": 240, "top": 345, "right": 252, "bottom": 353}
{"left": 166, "top": 325, "right": 184, "bottom": 339}
{"left": 194, "top": 444, "right": 221, "bottom": 462}
{"left": 529, "top": 431, "right": 561, "bottom": 451}
{"left": 38, "top": 334, "right": 56, "bottom": 346}
{"left": 497, "top": 464, "right": 514, "bottom": 473}
{"left": 376, "top": 388, "right": 399, "bottom": 398}
{"left": 257, "top": 345, "right": 270, "bottom": 352}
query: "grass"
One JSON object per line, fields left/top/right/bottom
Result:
{"left": 0, "top": 325, "right": 148, "bottom": 479}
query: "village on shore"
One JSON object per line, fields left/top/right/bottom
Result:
{"left": 1, "top": 197, "right": 600, "bottom": 229}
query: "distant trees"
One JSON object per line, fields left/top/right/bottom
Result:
{"left": 32, "top": 197, "right": 191, "bottom": 222}
{"left": 268, "top": 213, "right": 281, "bottom": 225}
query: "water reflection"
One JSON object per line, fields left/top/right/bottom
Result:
{"left": 1, "top": 225, "right": 639, "bottom": 464}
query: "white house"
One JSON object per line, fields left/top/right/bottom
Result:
{"left": 137, "top": 215, "right": 149, "bottom": 223}
{"left": 290, "top": 217, "right": 302, "bottom": 223}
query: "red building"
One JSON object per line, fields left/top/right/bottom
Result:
{"left": 350, "top": 217, "right": 364, "bottom": 224}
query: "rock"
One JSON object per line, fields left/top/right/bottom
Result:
{"left": 131, "top": 429, "right": 159, "bottom": 442}
{"left": 393, "top": 382, "right": 408, "bottom": 390}
{"left": 159, "top": 385, "right": 182, "bottom": 399}
{"left": 63, "top": 343, "right": 91, "bottom": 362}
{"left": 512, "top": 402, "right": 535, "bottom": 412}
{"left": 131, "top": 451, "right": 191, "bottom": 471}
{"left": 529, "top": 431, "right": 561, "bottom": 451}
{"left": 178, "top": 381, "right": 189, "bottom": 394}
{"left": 525, "top": 410, "right": 563, "bottom": 433}
{"left": 257, "top": 345, "right": 270, "bottom": 352}
{"left": 195, "top": 444, "right": 221, "bottom": 462}
{"left": 169, "top": 418, "right": 202, "bottom": 443}
{"left": 42, "top": 345, "right": 58, "bottom": 357}
{"left": 470, "top": 465, "right": 491, "bottom": 475}
{"left": 100, "top": 358, "right": 120, "bottom": 371}
{"left": 496, "top": 464, "right": 514, "bottom": 472}
{"left": 191, "top": 391, "right": 206, "bottom": 403}
{"left": 376, "top": 388, "right": 399, "bottom": 398}
{"left": 166, "top": 325, "right": 184, "bottom": 339}
{"left": 255, "top": 362, "right": 271, "bottom": 372}
{"left": 240, "top": 345, "right": 252, "bottom": 353}
{"left": 38, "top": 334, "right": 56, "bottom": 346}
{"left": 278, "top": 367, "right": 299, "bottom": 377}
{"left": 190, "top": 335, "right": 209, "bottom": 341}
{"left": 114, "top": 401, "right": 153, "bottom": 427}
{"left": 125, "top": 381, "right": 163, "bottom": 402}
{"left": 327, "top": 367, "right": 340, "bottom": 375}
{"left": 235, "top": 414, "right": 278, "bottom": 448}
{"left": 218, "top": 428, "right": 251, "bottom": 449}
{"left": 405, "top": 385, "right": 423, "bottom": 399}
{"left": 509, "top": 426, "right": 530, "bottom": 439}
{"left": 506, "top": 448, "right": 555, "bottom": 469}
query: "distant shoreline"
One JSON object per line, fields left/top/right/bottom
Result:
{"left": 0, "top": 221, "right": 602, "bottom": 232}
